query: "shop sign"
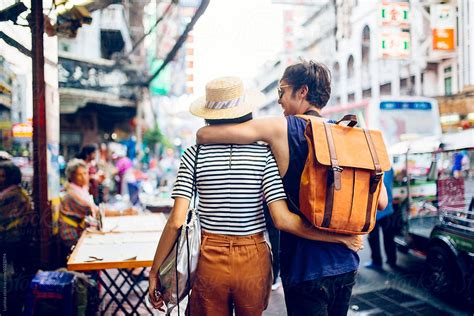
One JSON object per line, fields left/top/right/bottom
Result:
{"left": 12, "top": 122, "right": 33, "bottom": 138}
{"left": 380, "top": 1, "right": 410, "bottom": 28}
{"left": 380, "top": 30, "right": 411, "bottom": 59}
{"left": 0, "top": 120, "right": 12, "bottom": 129}
{"left": 58, "top": 57, "right": 134, "bottom": 100}
{"left": 431, "top": 4, "right": 456, "bottom": 51}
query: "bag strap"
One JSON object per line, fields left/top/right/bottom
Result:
{"left": 323, "top": 122, "right": 342, "bottom": 191}
{"left": 175, "top": 230, "right": 181, "bottom": 315}
{"left": 191, "top": 145, "right": 201, "bottom": 210}
{"left": 336, "top": 114, "right": 357, "bottom": 127}
{"left": 362, "top": 129, "right": 383, "bottom": 232}
{"left": 363, "top": 129, "right": 383, "bottom": 193}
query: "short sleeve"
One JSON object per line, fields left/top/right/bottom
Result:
{"left": 171, "top": 145, "right": 198, "bottom": 201}
{"left": 262, "top": 148, "right": 286, "bottom": 204}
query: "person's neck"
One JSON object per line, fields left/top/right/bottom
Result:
{"left": 299, "top": 104, "right": 320, "bottom": 116}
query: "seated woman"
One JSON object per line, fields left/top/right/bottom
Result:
{"left": 59, "top": 158, "right": 137, "bottom": 260}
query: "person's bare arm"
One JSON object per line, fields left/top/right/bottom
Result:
{"left": 196, "top": 117, "right": 286, "bottom": 145}
{"left": 268, "top": 200, "right": 363, "bottom": 252}
{"left": 377, "top": 182, "right": 388, "bottom": 210}
{"left": 148, "top": 197, "right": 189, "bottom": 311}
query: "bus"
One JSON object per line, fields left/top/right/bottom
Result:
{"left": 322, "top": 97, "right": 442, "bottom": 146}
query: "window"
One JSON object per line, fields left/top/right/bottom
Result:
{"left": 60, "top": 43, "right": 70, "bottom": 52}
{"left": 444, "top": 66, "right": 453, "bottom": 96}
{"left": 347, "top": 55, "right": 354, "bottom": 79}
{"left": 444, "top": 77, "right": 452, "bottom": 96}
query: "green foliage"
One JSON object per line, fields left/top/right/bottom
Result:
{"left": 143, "top": 125, "right": 171, "bottom": 150}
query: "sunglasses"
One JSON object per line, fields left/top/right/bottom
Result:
{"left": 277, "top": 85, "right": 291, "bottom": 100}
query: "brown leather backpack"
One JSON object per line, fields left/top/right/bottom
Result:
{"left": 296, "top": 114, "right": 391, "bottom": 235}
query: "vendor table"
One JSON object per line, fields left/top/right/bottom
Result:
{"left": 102, "top": 213, "right": 167, "bottom": 233}
{"left": 68, "top": 214, "right": 166, "bottom": 315}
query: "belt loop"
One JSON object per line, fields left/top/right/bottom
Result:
{"left": 253, "top": 237, "right": 259, "bottom": 253}
{"left": 202, "top": 234, "right": 209, "bottom": 247}
{"left": 229, "top": 240, "right": 234, "bottom": 255}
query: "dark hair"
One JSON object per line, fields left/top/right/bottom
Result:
{"left": 205, "top": 112, "right": 253, "bottom": 125}
{"left": 281, "top": 60, "right": 331, "bottom": 109}
{"left": 76, "top": 144, "right": 97, "bottom": 160}
{"left": 0, "top": 161, "right": 22, "bottom": 186}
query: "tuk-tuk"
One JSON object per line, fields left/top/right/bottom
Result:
{"left": 389, "top": 129, "right": 474, "bottom": 304}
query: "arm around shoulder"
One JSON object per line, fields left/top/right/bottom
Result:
{"left": 196, "top": 117, "right": 286, "bottom": 145}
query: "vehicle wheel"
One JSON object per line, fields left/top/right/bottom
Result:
{"left": 422, "top": 245, "right": 460, "bottom": 299}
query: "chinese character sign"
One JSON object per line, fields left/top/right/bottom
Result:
{"left": 380, "top": 31, "right": 411, "bottom": 59}
{"left": 431, "top": 4, "right": 456, "bottom": 51}
{"left": 381, "top": 1, "right": 410, "bottom": 28}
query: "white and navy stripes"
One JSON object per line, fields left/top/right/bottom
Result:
{"left": 171, "top": 143, "right": 287, "bottom": 235}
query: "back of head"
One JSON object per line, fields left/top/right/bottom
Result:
{"left": 77, "top": 144, "right": 97, "bottom": 160}
{"left": 0, "top": 161, "right": 22, "bottom": 187}
{"left": 281, "top": 60, "right": 331, "bottom": 109}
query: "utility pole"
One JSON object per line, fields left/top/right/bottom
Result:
{"left": 31, "top": 0, "right": 50, "bottom": 267}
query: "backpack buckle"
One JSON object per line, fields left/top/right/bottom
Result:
{"left": 373, "top": 172, "right": 383, "bottom": 181}
{"left": 370, "top": 172, "right": 383, "bottom": 193}
{"left": 332, "top": 166, "right": 343, "bottom": 173}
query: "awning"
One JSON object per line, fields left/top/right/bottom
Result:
{"left": 59, "top": 87, "right": 134, "bottom": 114}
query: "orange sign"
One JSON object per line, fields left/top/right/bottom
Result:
{"left": 12, "top": 122, "right": 33, "bottom": 138}
{"left": 432, "top": 29, "right": 455, "bottom": 51}
{"left": 431, "top": 4, "right": 456, "bottom": 51}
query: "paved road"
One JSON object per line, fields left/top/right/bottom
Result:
{"left": 149, "top": 236, "right": 471, "bottom": 315}
{"left": 263, "top": 236, "right": 471, "bottom": 316}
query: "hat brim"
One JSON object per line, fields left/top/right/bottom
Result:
{"left": 189, "top": 89, "right": 266, "bottom": 119}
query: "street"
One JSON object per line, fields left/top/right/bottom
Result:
{"left": 1, "top": 0, "right": 474, "bottom": 314}
{"left": 264, "top": 237, "right": 471, "bottom": 316}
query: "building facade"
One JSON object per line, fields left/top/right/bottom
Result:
{"left": 57, "top": 1, "right": 151, "bottom": 159}
{"left": 258, "top": 0, "right": 473, "bottom": 132}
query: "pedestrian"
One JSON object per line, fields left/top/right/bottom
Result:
{"left": 197, "top": 61, "right": 388, "bottom": 315}
{"left": 148, "top": 76, "right": 363, "bottom": 315}
{"left": 365, "top": 168, "right": 397, "bottom": 271}
{"left": 0, "top": 161, "right": 37, "bottom": 315}
{"left": 77, "top": 144, "right": 103, "bottom": 203}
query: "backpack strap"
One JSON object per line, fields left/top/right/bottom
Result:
{"left": 363, "top": 129, "right": 383, "bottom": 193}
{"left": 323, "top": 122, "right": 342, "bottom": 191}
{"left": 362, "top": 129, "right": 383, "bottom": 232}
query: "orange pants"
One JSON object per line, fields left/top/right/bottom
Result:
{"left": 187, "top": 231, "right": 273, "bottom": 316}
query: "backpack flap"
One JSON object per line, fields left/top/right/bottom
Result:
{"left": 308, "top": 120, "right": 391, "bottom": 172}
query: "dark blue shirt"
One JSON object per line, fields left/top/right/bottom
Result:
{"left": 376, "top": 168, "right": 394, "bottom": 220}
{"left": 279, "top": 115, "right": 359, "bottom": 286}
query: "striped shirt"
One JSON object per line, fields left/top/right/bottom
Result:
{"left": 171, "top": 143, "right": 287, "bottom": 235}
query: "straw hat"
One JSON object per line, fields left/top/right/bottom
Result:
{"left": 190, "top": 76, "right": 265, "bottom": 119}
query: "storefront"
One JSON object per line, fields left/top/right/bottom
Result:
{"left": 437, "top": 85, "right": 474, "bottom": 132}
{"left": 58, "top": 55, "right": 138, "bottom": 160}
